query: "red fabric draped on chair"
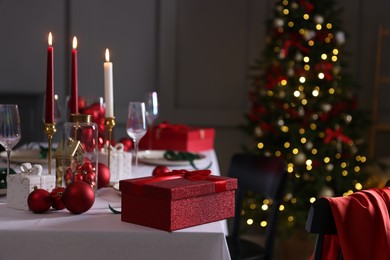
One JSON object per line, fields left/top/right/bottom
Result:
{"left": 314, "top": 187, "right": 390, "bottom": 260}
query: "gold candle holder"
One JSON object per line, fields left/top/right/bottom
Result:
{"left": 43, "top": 123, "right": 56, "bottom": 176}
{"left": 105, "top": 117, "right": 116, "bottom": 169}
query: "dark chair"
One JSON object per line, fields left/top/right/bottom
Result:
{"left": 0, "top": 93, "right": 45, "bottom": 147}
{"left": 305, "top": 197, "right": 341, "bottom": 260}
{"left": 226, "top": 153, "right": 287, "bottom": 260}
{"left": 306, "top": 180, "right": 390, "bottom": 260}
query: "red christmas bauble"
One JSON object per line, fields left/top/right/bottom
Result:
{"left": 118, "top": 137, "right": 133, "bottom": 151}
{"left": 27, "top": 188, "right": 51, "bottom": 213}
{"left": 97, "top": 162, "right": 110, "bottom": 189}
{"left": 50, "top": 187, "right": 66, "bottom": 210}
{"left": 152, "top": 165, "right": 170, "bottom": 176}
{"left": 62, "top": 182, "right": 95, "bottom": 214}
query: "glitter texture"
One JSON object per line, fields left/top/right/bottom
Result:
{"left": 120, "top": 176, "right": 237, "bottom": 231}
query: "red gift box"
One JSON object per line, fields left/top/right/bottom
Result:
{"left": 119, "top": 170, "right": 237, "bottom": 231}
{"left": 140, "top": 122, "right": 215, "bottom": 152}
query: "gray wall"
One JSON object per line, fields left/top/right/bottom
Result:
{"left": 1, "top": 0, "right": 390, "bottom": 174}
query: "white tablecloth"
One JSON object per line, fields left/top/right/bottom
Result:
{"left": 0, "top": 150, "right": 231, "bottom": 260}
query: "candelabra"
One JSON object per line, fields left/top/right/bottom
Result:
{"left": 105, "top": 117, "right": 116, "bottom": 170}
{"left": 43, "top": 123, "right": 56, "bottom": 176}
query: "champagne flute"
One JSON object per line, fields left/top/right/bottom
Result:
{"left": 145, "top": 91, "right": 158, "bottom": 150}
{"left": 126, "top": 102, "right": 147, "bottom": 170}
{"left": 0, "top": 104, "right": 21, "bottom": 175}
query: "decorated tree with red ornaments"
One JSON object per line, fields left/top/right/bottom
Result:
{"left": 242, "top": 0, "right": 372, "bottom": 228}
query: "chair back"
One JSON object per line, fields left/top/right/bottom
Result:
{"left": 305, "top": 197, "right": 339, "bottom": 260}
{"left": 306, "top": 180, "right": 390, "bottom": 260}
{"left": 228, "top": 153, "right": 287, "bottom": 260}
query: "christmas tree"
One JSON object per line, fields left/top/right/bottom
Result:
{"left": 242, "top": 0, "right": 373, "bottom": 228}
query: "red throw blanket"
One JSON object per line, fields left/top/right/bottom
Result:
{"left": 313, "top": 188, "right": 390, "bottom": 260}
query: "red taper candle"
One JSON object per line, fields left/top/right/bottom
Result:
{"left": 71, "top": 36, "right": 78, "bottom": 114}
{"left": 45, "top": 32, "right": 54, "bottom": 123}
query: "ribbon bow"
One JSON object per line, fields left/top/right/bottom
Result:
{"left": 324, "top": 127, "right": 352, "bottom": 144}
{"left": 8, "top": 163, "right": 43, "bottom": 183}
{"left": 104, "top": 143, "right": 125, "bottom": 154}
{"left": 157, "top": 169, "right": 211, "bottom": 181}
{"left": 156, "top": 122, "right": 189, "bottom": 131}
{"left": 20, "top": 163, "right": 43, "bottom": 176}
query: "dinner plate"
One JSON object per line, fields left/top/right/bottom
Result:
{"left": 0, "top": 149, "right": 52, "bottom": 164}
{"left": 137, "top": 150, "right": 206, "bottom": 166}
{"left": 113, "top": 183, "right": 121, "bottom": 195}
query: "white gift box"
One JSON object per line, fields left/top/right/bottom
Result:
{"left": 7, "top": 163, "right": 56, "bottom": 211}
{"left": 98, "top": 143, "right": 132, "bottom": 184}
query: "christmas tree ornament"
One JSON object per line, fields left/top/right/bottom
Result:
{"left": 28, "top": 187, "right": 51, "bottom": 213}
{"left": 152, "top": 165, "right": 170, "bottom": 176}
{"left": 319, "top": 186, "right": 334, "bottom": 197}
{"left": 62, "top": 181, "right": 95, "bottom": 214}
{"left": 294, "top": 152, "right": 307, "bottom": 165}
{"left": 335, "top": 31, "right": 346, "bottom": 44}
{"left": 50, "top": 187, "right": 66, "bottom": 210}
{"left": 97, "top": 162, "right": 110, "bottom": 189}
{"left": 274, "top": 18, "right": 284, "bottom": 27}
{"left": 314, "top": 15, "right": 324, "bottom": 24}
{"left": 118, "top": 137, "right": 133, "bottom": 151}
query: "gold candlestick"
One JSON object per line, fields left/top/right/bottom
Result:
{"left": 43, "top": 123, "right": 56, "bottom": 176}
{"left": 105, "top": 117, "right": 116, "bottom": 170}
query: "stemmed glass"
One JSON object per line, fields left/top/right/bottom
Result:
{"left": 126, "top": 102, "right": 147, "bottom": 170}
{"left": 145, "top": 91, "right": 158, "bottom": 150}
{"left": 0, "top": 104, "right": 21, "bottom": 175}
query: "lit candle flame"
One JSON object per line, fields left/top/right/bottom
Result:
{"left": 72, "top": 37, "right": 78, "bottom": 49}
{"left": 105, "top": 48, "right": 110, "bottom": 62}
{"left": 48, "top": 32, "right": 53, "bottom": 46}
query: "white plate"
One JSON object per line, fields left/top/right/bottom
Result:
{"left": 113, "top": 183, "right": 121, "bottom": 195}
{"left": 0, "top": 149, "right": 52, "bottom": 164}
{"left": 137, "top": 150, "right": 206, "bottom": 166}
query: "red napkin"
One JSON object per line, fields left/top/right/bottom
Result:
{"left": 313, "top": 188, "right": 390, "bottom": 260}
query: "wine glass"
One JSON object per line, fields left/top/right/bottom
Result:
{"left": 126, "top": 102, "right": 147, "bottom": 169}
{"left": 145, "top": 91, "right": 158, "bottom": 149}
{"left": 0, "top": 104, "right": 21, "bottom": 175}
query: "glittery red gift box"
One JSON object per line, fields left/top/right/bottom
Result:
{"left": 119, "top": 172, "right": 237, "bottom": 231}
{"left": 139, "top": 123, "right": 215, "bottom": 152}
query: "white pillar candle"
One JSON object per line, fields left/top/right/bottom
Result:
{"left": 104, "top": 48, "right": 114, "bottom": 117}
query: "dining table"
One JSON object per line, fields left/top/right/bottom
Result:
{"left": 0, "top": 147, "right": 231, "bottom": 260}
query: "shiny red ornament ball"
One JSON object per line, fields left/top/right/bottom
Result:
{"left": 62, "top": 182, "right": 95, "bottom": 214}
{"left": 27, "top": 188, "right": 51, "bottom": 213}
{"left": 97, "top": 162, "right": 111, "bottom": 189}
{"left": 50, "top": 187, "right": 66, "bottom": 210}
{"left": 152, "top": 165, "right": 170, "bottom": 176}
{"left": 118, "top": 137, "right": 133, "bottom": 151}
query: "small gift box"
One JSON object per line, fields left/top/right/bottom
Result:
{"left": 119, "top": 169, "right": 237, "bottom": 231}
{"left": 140, "top": 122, "right": 215, "bottom": 152}
{"left": 7, "top": 163, "right": 56, "bottom": 210}
{"left": 98, "top": 143, "right": 132, "bottom": 184}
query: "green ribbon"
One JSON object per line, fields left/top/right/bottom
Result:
{"left": 108, "top": 203, "right": 121, "bottom": 214}
{"left": 163, "top": 150, "right": 212, "bottom": 170}
{"left": 0, "top": 168, "right": 16, "bottom": 189}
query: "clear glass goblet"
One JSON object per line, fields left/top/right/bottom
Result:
{"left": 126, "top": 102, "right": 147, "bottom": 170}
{"left": 0, "top": 104, "right": 21, "bottom": 175}
{"left": 145, "top": 91, "right": 158, "bottom": 150}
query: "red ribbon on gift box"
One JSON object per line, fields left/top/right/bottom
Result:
{"left": 130, "top": 169, "right": 227, "bottom": 195}
{"left": 155, "top": 122, "right": 206, "bottom": 140}
{"left": 156, "top": 122, "right": 189, "bottom": 131}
